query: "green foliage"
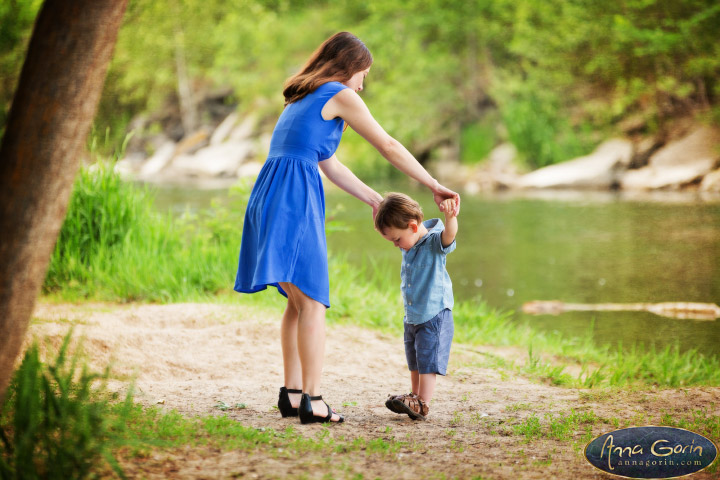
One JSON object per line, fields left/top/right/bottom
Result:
{"left": 4, "top": 1, "right": 720, "bottom": 167}
{"left": 0, "top": 0, "right": 42, "bottom": 136}
{"left": 0, "top": 333, "right": 131, "bottom": 479}
{"left": 460, "top": 117, "right": 498, "bottom": 165}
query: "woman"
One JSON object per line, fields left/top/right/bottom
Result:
{"left": 235, "top": 32, "right": 460, "bottom": 424}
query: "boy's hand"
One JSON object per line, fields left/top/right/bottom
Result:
{"left": 441, "top": 198, "right": 457, "bottom": 218}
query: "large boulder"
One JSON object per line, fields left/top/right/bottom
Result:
{"left": 464, "top": 143, "right": 521, "bottom": 193}
{"left": 515, "top": 139, "right": 633, "bottom": 189}
{"left": 620, "top": 126, "right": 720, "bottom": 190}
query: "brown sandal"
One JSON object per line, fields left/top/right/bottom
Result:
{"left": 391, "top": 394, "right": 429, "bottom": 420}
{"left": 385, "top": 393, "right": 415, "bottom": 414}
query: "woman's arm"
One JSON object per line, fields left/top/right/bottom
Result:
{"left": 319, "top": 154, "right": 383, "bottom": 216}
{"left": 323, "top": 89, "right": 460, "bottom": 215}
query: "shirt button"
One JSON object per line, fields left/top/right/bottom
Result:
{"left": 408, "top": 301, "right": 412, "bottom": 305}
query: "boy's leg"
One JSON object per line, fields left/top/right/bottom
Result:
{"left": 418, "top": 373, "right": 437, "bottom": 403}
{"left": 415, "top": 309, "right": 454, "bottom": 405}
{"left": 404, "top": 322, "right": 419, "bottom": 393}
{"left": 410, "top": 370, "right": 420, "bottom": 395}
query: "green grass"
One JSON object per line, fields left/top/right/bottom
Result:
{"left": 0, "top": 332, "right": 132, "bottom": 479}
{"left": 44, "top": 161, "right": 251, "bottom": 303}
{"left": 453, "top": 302, "right": 720, "bottom": 389}
{"left": 512, "top": 409, "right": 600, "bottom": 444}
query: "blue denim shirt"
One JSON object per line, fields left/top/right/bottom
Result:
{"left": 400, "top": 218, "right": 456, "bottom": 324}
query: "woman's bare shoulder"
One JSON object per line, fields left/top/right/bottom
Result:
{"left": 322, "top": 88, "right": 365, "bottom": 120}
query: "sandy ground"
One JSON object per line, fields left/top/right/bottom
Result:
{"left": 27, "top": 301, "right": 720, "bottom": 480}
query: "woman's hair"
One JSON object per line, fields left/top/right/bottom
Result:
{"left": 374, "top": 192, "right": 424, "bottom": 232}
{"left": 283, "top": 32, "right": 373, "bottom": 106}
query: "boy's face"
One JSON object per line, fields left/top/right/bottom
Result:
{"left": 379, "top": 221, "right": 421, "bottom": 251}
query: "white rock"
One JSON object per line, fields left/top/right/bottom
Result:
{"left": 170, "top": 141, "right": 254, "bottom": 177}
{"left": 700, "top": 169, "right": 720, "bottom": 192}
{"left": 488, "top": 143, "right": 518, "bottom": 172}
{"left": 516, "top": 139, "right": 633, "bottom": 189}
{"left": 139, "top": 141, "right": 176, "bottom": 177}
{"left": 210, "top": 112, "right": 239, "bottom": 145}
{"left": 229, "top": 114, "right": 257, "bottom": 142}
{"left": 621, "top": 127, "right": 720, "bottom": 190}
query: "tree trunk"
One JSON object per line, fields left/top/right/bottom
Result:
{"left": 0, "top": 0, "right": 128, "bottom": 403}
{"left": 172, "top": 1, "right": 198, "bottom": 136}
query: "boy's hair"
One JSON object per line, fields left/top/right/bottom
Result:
{"left": 374, "top": 192, "right": 424, "bottom": 232}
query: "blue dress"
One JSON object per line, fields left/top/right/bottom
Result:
{"left": 234, "top": 82, "right": 349, "bottom": 308}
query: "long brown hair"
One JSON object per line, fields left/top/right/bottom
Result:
{"left": 283, "top": 32, "right": 373, "bottom": 106}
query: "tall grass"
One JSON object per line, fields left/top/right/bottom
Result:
{"left": 0, "top": 333, "right": 132, "bottom": 479}
{"left": 45, "top": 163, "right": 248, "bottom": 302}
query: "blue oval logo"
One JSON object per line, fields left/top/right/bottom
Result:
{"left": 585, "top": 426, "right": 718, "bottom": 478}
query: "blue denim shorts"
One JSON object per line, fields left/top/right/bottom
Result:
{"left": 404, "top": 309, "right": 454, "bottom": 375}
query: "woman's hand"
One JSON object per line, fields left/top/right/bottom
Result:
{"left": 371, "top": 200, "right": 380, "bottom": 220}
{"left": 433, "top": 184, "right": 460, "bottom": 216}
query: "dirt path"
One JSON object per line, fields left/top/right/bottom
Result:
{"left": 28, "top": 302, "right": 720, "bottom": 479}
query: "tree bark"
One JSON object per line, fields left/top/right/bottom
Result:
{"left": 0, "top": 0, "right": 128, "bottom": 403}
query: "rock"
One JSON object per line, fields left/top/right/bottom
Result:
{"left": 488, "top": 143, "right": 518, "bottom": 171}
{"left": 460, "top": 143, "right": 521, "bottom": 193}
{"left": 700, "top": 169, "right": 720, "bottom": 192}
{"left": 516, "top": 139, "right": 633, "bottom": 189}
{"left": 210, "top": 112, "right": 239, "bottom": 145}
{"left": 621, "top": 126, "right": 720, "bottom": 190}
{"left": 139, "top": 141, "right": 176, "bottom": 177}
{"left": 174, "top": 128, "right": 210, "bottom": 156}
{"left": 229, "top": 114, "right": 257, "bottom": 142}
{"left": 169, "top": 141, "right": 254, "bottom": 177}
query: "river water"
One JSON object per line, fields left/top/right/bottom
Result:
{"left": 152, "top": 182, "right": 720, "bottom": 357}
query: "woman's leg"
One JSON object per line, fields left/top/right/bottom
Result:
{"left": 279, "top": 282, "right": 341, "bottom": 421}
{"left": 281, "top": 296, "right": 302, "bottom": 408}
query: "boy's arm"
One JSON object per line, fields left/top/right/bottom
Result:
{"left": 441, "top": 199, "right": 458, "bottom": 248}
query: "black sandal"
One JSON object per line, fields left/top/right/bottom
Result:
{"left": 299, "top": 393, "right": 344, "bottom": 424}
{"left": 278, "top": 387, "right": 302, "bottom": 417}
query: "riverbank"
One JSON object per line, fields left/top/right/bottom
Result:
{"left": 28, "top": 302, "right": 720, "bottom": 479}
{"left": 116, "top": 107, "right": 720, "bottom": 199}
{"left": 27, "top": 301, "right": 720, "bottom": 479}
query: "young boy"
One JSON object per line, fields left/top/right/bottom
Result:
{"left": 374, "top": 192, "right": 458, "bottom": 420}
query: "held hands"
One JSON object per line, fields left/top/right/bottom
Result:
{"left": 433, "top": 184, "right": 460, "bottom": 216}
{"left": 440, "top": 198, "right": 458, "bottom": 218}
